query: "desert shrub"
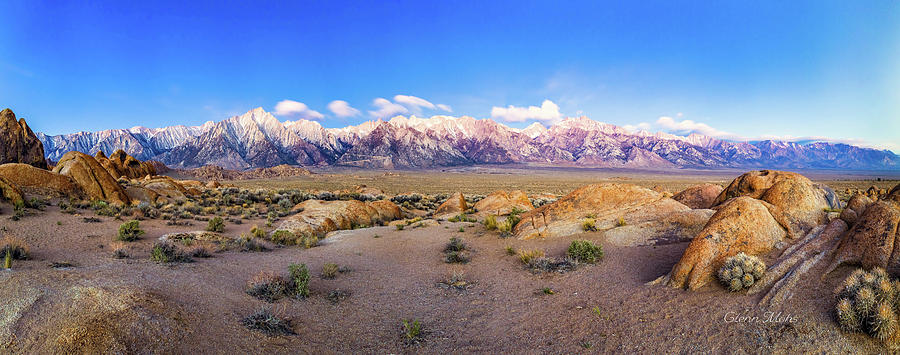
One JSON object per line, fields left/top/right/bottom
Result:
{"left": 150, "top": 241, "right": 192, "bottom": 263}
{"left": 10, "top": 200, "right": 25, "bottom": 221}
{"left": 250, "top": 225, "right": 267, "bottom": 239}
{"left": 82, "top": 217, "right": 101, "bottom": 223}
{"left": 3, "top": 252, "right": 10, "bottom": 269}
{"left": 189, "top": 245, "right": 212, "bottom": 258}
{"left": 483, "top": 215, "right": 499, "bottom": 230}
{"left": 289, "top": 263, "right": 311, "bottom": 298}
{"left": 116, "top": 220, "right": 145, "bottom": 242}
{"left": 321, "top": 263, "right": 339, "bottom": 279}
{"left": 403, "top": 319, "right": 423, "bottom": 342}
{"left": 835, "top": 268, "right": 900, "bottom": 346}
{"left": 717, "top": 252, "right": 765, "bottom": 292}
{"left": 526, "top": 257, "right": 579, "bottom": 273}
{"left": 567, "top": 240, "right": 604, "bottom": 264}
{"left": 207, "top": 217, "right": 225, "bottom": 233}
{"left": 581, "top": 218, "right": 598, "bottom": 232}
{"left": 396, "top": 224, "right": 405, "bottom": 231}
{"left": 326, "top": 290, "right": 351, "bottom": 304}
{"left": 444, "top": 237, "right": 470, "bottom": 264}
{"left": 271, "top": 230, "right": 316, "bottom": 248}
{"left": 616, "top": 216, "right": 627, "bottom": 227}
{"left": 246, "top": 271, "right": 291, "bottom": 302}
{"left": 26, "top": 197, "right": 47, "bottom": 210}
{"left": 237, "top": 233, "right": 271, "bottom": 252}
{"left": 542, "top": 287, "right": 555, "bottom": 295}
{"left": 0, "top": 235, "right": 29, "bottom": 260}
{"left": 517, "top": 249, "right": 545, "bottom": 265}
{"left": 449, "top": 214, "right": 476, "bottom": 223}
{"left": 505, "top": 246, "right": 516, "bottom": 256}
{"left": 110, "top": 241, "right": 128, "bottom": 259}
{"left": 242, "top": 308, "right": 294, "bottom": 336}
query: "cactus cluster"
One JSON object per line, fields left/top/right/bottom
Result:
{"left": 716, "top": 252, "right": 766, "bottom": 292}
{"left": 835, "top": 268, "right": 900, "bottom": 346}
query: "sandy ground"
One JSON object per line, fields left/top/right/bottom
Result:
{"left": 0, "top": 197, "right": 889, "bottom": 354}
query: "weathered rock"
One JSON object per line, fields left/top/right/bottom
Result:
{"left": 0, "top": 175, "right": 24, "bottom": 205}
{"left": 712, "top": 170, "right": 834, "bottom": 235}
{"left": 52, "top": 151, "right": 129, "bottom": 204}
{"left": 276, "top": 199, "right": 401, "bottom": 240}
{"left": 435, "top": 192, "right": 467, "bottom": 217}
{"left": 512, "top": 183, "right": 691, "bottom": 240}
{"left": 826, "top": 199, "right": 900, "bottom": 272}
{"left": 96, "top": 149, "right": 156, "bottom": 179}
{"left": 672, "top": 183, "right": 724, "bottom": 209}
{"left": 0, "top": 108, "right": 48, "bottom": 169}
{"left": 666, "top": 197, "right": 791, "bottom": 290}
{"left": 839, "top": 208, "right": 858, "bottom": 226}
{"left": 0, "top": 163, "right": 82, "bottom": 198}
{"left": 473, "top": 190, "right": 533, "bottom": 217}
{"left": 136, "top": 176, "right": 195, "bottom": 202}
{"left": 604, "top": 209, "right": 714, "bottom": 247}
{"left": 846, "top": 194, "right": 873, "bottom": 217}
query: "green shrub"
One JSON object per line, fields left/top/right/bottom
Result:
{"left": 116, "top": 220, "right": 145, "bottom": 241}
{"left": 449, "top": 214, "right": 475, "bottom": 223}
{"left": 615, "top": 216, "right": 627, "bottom": 227}
{"left": 581, "top": 218, "right": 598, "bottom": 232}
{"left": 567, "top": 240, "right": 604, "bottom": 264}
{"left": 505, "top": 246, "right": 516, "bottom": 256}
{"left": 207, "top": 217, "right": 225, "bottom": 232}
{"left": 250, "top": 225, "right": 267, "bottom": 239}
{"left": 396, "top": 224, "right": 405, "bottom": 231}
{"left": 403, "top": 319, "right": 422, "bottom": 342}
{"left": 289, "top": 263, "right": 310, "bottom": 298}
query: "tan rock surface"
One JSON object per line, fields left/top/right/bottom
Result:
{"left": 435, "top": 192, "right": 467, "bottom": 217}
{"left": 0, "top": 108, "right": 47, "bottom": 169}
{"left": 52, "top": 151, "right": 128, "bottom": 204}
{"left": 0, "top": 163, "right": 81, "bottom": 198}
{"left": 473, "top": 190, "right": 533, "bottom": 217}
{"left": 672, "top": 183, "right": 723, "bottom": 209}
{"left": 277, "top": 199, "right": 401, "bottom": 240}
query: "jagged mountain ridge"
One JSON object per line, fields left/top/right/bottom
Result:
{"left": 37, "top": 107, "right": 900, "bottom": 170}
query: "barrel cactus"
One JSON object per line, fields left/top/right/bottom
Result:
{"left": 717, "top": 252, "right": 765, "bottom": 292}
{"left": 835, "top": 267, "right": 900, "bottom": 348}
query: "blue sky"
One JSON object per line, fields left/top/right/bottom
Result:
{"left": 1, "top": 1, "right": 897, "bottom": 151}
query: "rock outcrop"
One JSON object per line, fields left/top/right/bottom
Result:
{"left": 665, "top": 196, "right": 792, "bottom": 290}
{"left": 52, "top": 151, "right": 129, "bottom": 204}
{"left": 826, "top": 184, "right": 900, "bottom": 272}
{"left": 473, "top": 190, "right": 533, "bottom": 216}
{"left": 512, "top": 183, "right": 691, "bottom": 240}
{"left": 276, "top": 199, "right": 401, "bottom": 240}
{"left": 0, "top": 108, "right": 48, "bottom": 169}
{"left": 0, "top": 175, "right": 24, "bottom": 205}
{"left": 712, "top": 170, "right": 835, "bottom": 235}
{"left": 672, "top": 183, "right": 723, "bottom": 209}
{"left": 435, "top": 192, "right": 467, "bottom": 217}
{"left": 96, "top": 150, "right": 156, "bottom": 179}
{"left": 0, "top": 163, "right": 81, "bottom": 198}
{"left": 127, "top": 176, "right": 196, "bottom": 203}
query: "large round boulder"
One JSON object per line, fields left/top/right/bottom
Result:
{"left": 512, "top": 183, "right": 691, "bottom": 240}
{"left": 473, "top": 190, "right": 533, "bottom": 217}
{"left": 712, "top": 170, "right": 834, "bottom": 235}
{"left": 0, "top": 163, "right": 82, "bottom": 198}
{"left": 276, "top": 199, "right": 401, "bottom": 242}
{"left": 672, "top": 183, "right": 724, "bottom": 209}
{"left": 435, "top": 192, "right": 467, "bottom": 217}
{"left": 52, "top": 151, "right": 129, "bottom": 205}
{"left": 0, "top": 108, "right": 48, "bottom": 169}
{"left": 666, "top": 196, "right": 791, "bottom": 290}
{"left": 827, "top": 184, "right": 900, "bottom": 271}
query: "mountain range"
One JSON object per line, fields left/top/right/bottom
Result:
{"left": 37, "top": 107, "right": 900, "bottom": 170}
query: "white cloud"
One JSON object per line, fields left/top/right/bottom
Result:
{"left": 622, "top": 122, "right": 652, "bottom": 132}
{"left": 394, "top": 95, "right": 436, "bottom": 110}
{"left": 369, "top": 98, "right": 409, "bottom": 118}
{"left": 436, "top": 104, "right": 452, "bottom": 112}
{"left": 655, "top": 116, "right": 735, "bottom": 138}
{"left": 490, "top": 100, "right": 563, "bottom": 123}
{"left": 327, "top": 100, "right": 360, "bottom": 117}
{"left": 273, "top": 100, "right": 324, "bottom": 119}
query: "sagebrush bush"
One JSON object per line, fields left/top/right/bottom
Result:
{"left": 150, "top": 241, "right": 192, "bottom": 263}
{"left": 207, "top": 217, "right": 225, "bottom": 232}
{"left": 717, "top": 252, "right": 765, "bottom": 291}
{"left": 835, "top": 267, "right": 900, "bottom": 346}
{"left": 517, "top": 249, "right": 545, "bottom": 265}
{"left": 567, "top": 240, "right": 604, "bottom": 264}
{"left": 110, "top": 241, "right": 128, "bottom": 259}
{"left": 116, "top": 220, "right": 145, "bottom": 241}
{"left": 246, "top": 271, "right": 291, "bottom": 302}
{"left": 242, "top": 308, "right": 294, "bottom": 336}
{"left": 251, "top": 225, "right": 267, "bottom": 239}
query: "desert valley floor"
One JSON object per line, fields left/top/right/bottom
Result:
{"left": 2, "top": 167, "right": 899, "bottom": 354}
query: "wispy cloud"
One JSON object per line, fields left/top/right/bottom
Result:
{"left": 392, "top": 95, "right": 453, "bottom": 114}
{"left": 273, "top": 100, "right": 324, "bottom": 119}
{"left": 490, "top": 100, "right": 563, "bottom": 123}
{"left": 369, "top": 98, "right": 408, "bottom": 118}
{"left": 327, "top": 100, "right": 360, "bottom": 117}
{"left": 436, "top": 104, "right": 452, "bottom": 112}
